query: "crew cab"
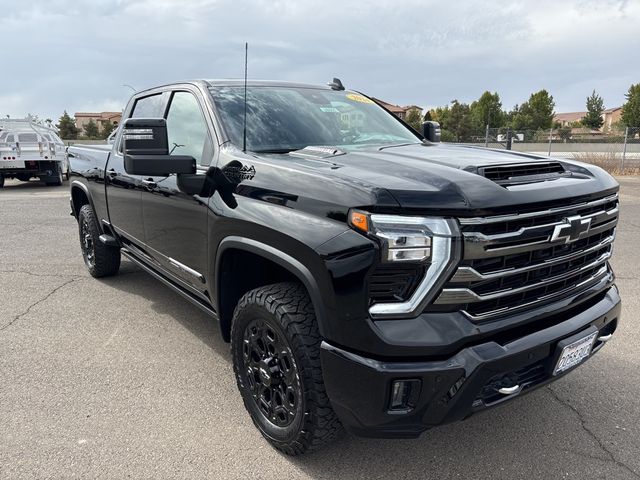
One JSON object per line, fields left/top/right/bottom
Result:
{"left": 68, "top": 79, "right": 621, "bottom": 454}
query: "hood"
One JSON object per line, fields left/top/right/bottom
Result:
{"left": 300, "top": 144, "right": 616, "bottom": 213}
{"left": 237, "top": 143, "right": 618, "bottom": 217}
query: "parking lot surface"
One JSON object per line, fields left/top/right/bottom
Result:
{"left": 1, "top": 177, "right": 639, "bottom": 479}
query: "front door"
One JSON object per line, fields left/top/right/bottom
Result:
{"left": 140, "top": 89, "right": 215, "bottom": 295}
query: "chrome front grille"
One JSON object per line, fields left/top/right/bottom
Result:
{"left": 435, "top": 194, "right": 618, "bottom": 321}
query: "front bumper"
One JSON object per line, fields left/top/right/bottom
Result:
{"left": 321, "top": 285, "right": 621, "bottom": 438}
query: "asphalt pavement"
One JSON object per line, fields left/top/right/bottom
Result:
{"left": 1, "top": 177, "right": 639, "bottom": 479}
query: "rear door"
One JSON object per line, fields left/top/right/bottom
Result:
{"left": 140, "top": 87, "right": 215, "bottom": 294}
{"left": 106, "top": 92, "right": 169, "bottom": 247}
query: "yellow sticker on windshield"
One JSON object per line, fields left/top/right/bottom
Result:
{"left": 345, "top": 93, "right": 374, "bottom": 104}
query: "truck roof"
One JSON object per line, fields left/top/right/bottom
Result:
{"left": 134, "top": 79, "right": 337, "bottom": 96}
{"left": 205, "top": 79, "right": 334, "bottom": 90}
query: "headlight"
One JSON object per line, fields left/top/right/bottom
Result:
{"left": 349, "top": 210, "right": 460, "bottom": 319}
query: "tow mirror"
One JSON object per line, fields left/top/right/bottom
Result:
{"left": 122, "top": 118, "right": 196, "bottom": 176}
{"left": 422, "top": 121, "right": 441, "bottom": 143}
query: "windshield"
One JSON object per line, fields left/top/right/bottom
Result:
{"left": 208, "top": 86, "right": 420, "bottom": 152}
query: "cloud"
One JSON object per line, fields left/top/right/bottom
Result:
{"left": 0, "top": 0, "right": 638, "bottom": 121}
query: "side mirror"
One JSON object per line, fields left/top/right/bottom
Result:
{"left": 122, "top": 118, "right": 196, "bottom": 176}
{"left": 422, "top": 121, "right": 441, "bottom": 143}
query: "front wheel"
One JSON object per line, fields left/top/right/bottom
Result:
{"left": 78, "top": 204, "right": 121, "bottom": 277}
{"left": 231, "top": 282, "right": 343, "bottom": 455}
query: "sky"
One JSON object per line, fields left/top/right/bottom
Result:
{"left": 1, "top": 0, "right": 639, "bottom": 122}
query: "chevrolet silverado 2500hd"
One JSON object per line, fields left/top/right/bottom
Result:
{"left": 68, "top": 79, "right": 621, "bottom": 454}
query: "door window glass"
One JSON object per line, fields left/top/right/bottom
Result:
{"left": 131, "top": 92, "right": 169, "bottom": 118}
{"left": 166, "top": 92, "right": 212, "bottom": 165}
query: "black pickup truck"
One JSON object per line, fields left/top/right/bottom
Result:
{"left": 68, "top": 79, "right": 621, "bottom": 454}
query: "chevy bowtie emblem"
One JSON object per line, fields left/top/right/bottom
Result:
{"left": 551, "top": 215, "right": 592, "bottom": 244}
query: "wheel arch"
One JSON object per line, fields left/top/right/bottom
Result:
{"left": 214, "top": 236, "right": 328, "bottom": 342}
{"left": 70, "top": 181, "right": 95, "bottom": 220}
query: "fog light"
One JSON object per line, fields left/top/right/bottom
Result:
{"left": 388, "top": 379, "right": 421, "bottom": 413}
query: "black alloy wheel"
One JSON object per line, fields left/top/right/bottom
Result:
{"left": 231, "top": 282, "right": 343, "bottom": 455}
{"left": 77, "top": 204, "right": 120, "bottom": 278}
{"left": 80, "top": 215, "right": 96, "bottom": 269}
{"left": 241, "top": 318, "right": 301, "bottom": 427}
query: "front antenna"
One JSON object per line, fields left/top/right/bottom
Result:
{"left": 242, "top": 42, "right": 248, "bottom": 152}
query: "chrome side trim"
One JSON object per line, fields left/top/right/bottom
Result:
{"left": 169, "top": 257, "right": 206, "bottom": 284}
{"left": 450, "top": 235, "right": 615, "bottom": 283}
{"left": 458, "top": 194, "right": 618, "bottom": 225}
{"left": 436, "top": 257, "right": 610, "bottom": 304}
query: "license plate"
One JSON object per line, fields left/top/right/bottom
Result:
{"left": 553, "top": 331, "right": 597, "bottom": 375}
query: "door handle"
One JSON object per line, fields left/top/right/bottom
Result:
{"left": 107, "top": 169, "right": 117, "bottom": 177}
{"left": 142, "top": 179, "right": 157, "bottom": 189}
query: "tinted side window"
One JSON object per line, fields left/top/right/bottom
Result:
{"left": 166, "top": 92, "right": 212, "bottom": 166}
{"left": 131, "top": 92, "right": 169, "bottom": 118}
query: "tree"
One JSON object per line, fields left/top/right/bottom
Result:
{"left": 423, "top": 110, "right": 432, "bottom": 122}
{"left": 428, "top": 101, "right": 474, "bottom": 142}
{"left": 446, "top": 100, "right": 473, "bottom": 142}
{"left": 581, "top": 90, "right": 604, "bottom": 129}
{"left": 101, "top": 121, "right": 115, "bottom": 139}
{"left": 84, "top": 119, "right": 99, "bottom": 139}
{"left": 470, "top": 91, "right": 504, "bottom": 129}
{"left": 57, "top": 111, "right": 78, "bottom": 140}
{"left": 622, "top": 83, "right": 640, "bottom": 127}
{"left": 404, "top": 108, "right": 423, "bottom": 131}
{"left": 510, "top": 90, "right": 555, "bottom": 131}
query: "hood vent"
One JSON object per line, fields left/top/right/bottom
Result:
{"left": 289, "top": 146, "right": 346, "bottom": 159}
{"left": 479, "top": 162, "right": 567, "bottom": 186}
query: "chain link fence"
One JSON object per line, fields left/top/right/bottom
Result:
{"left": 454, "top": 126, "right": 640, "bottom": 175}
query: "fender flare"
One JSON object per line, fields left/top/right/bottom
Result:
{"left": 215, "top": 236, "right": 328, "bottom": 336}
{"left": 70, "top": 181, "right": 99, "bottom": 226}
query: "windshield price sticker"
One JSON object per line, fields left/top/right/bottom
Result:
{"left": 345, "top": 93, "right": 374, "bottom": 104}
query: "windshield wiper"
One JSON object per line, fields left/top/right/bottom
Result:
{"left": 377, "top": 142, "right": 424, "bottom": 151}
{"left": 252, "top": 148, "right": 298, "bottom": 154}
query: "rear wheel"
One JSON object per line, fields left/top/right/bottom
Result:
{"left": 0, "top": 175, "right": 4, "bottom": 188}
{"left": 231, "top": 282, "right": 343, "bottom": 455}
{"left": 17, "top": 174, "right": 31, "bottom": 182}
{"left": 78, "top": 204, "right": 120, "bottom": 277}
{"left": 45, "top": 164, "right": 63, "bottom": 186}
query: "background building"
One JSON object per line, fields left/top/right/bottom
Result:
{"left": 74, "top": 111, "right": 122, "bottom": 131}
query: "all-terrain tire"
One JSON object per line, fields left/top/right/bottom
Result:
{"left": 78, "top": 204, "right": 121, "bottom": 277}
{"left": 45, "top": 164, "right": 63, "bottom": 186}
{"left": 231, "top": 282, "right": 343, "bottom": 455}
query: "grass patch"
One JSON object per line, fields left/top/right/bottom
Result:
{"left": 571, "top": 151, "right": 640, "bottom": 175}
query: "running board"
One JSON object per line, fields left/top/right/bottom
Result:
{"left": 121, "top": 249, "right": 218, "bottom": 318}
